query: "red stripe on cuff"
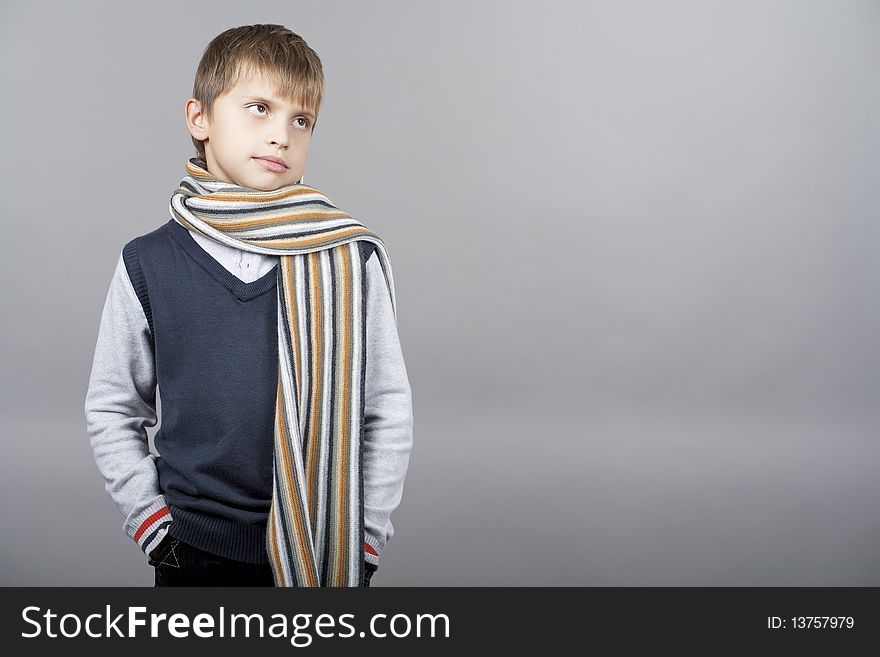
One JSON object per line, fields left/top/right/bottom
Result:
{"left": 364, "top": 541, "right": 379, "bottom": 557}
{"left": 133, "top": 506, "right": 170, "bottom": 543}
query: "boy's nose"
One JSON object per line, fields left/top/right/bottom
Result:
{"left": 268, "top": 127, "right": 289, "bottom": 148}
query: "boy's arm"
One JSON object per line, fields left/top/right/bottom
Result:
{"left": 84, "top": 249, "right": 174, "bottom": 562}
{"left": 362, "top": 251, "right": 414, "bottom": 572}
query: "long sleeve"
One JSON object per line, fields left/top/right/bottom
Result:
{"left": 362, "top": 251, "right": 414, "bottom": 568}
{"left": 84, "top": 250, "right": 173, "bottom": 561}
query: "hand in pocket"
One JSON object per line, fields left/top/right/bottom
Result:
{"left": 148, "top": 534, "right": 175, "bottom": 565}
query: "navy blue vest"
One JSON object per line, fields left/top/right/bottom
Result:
{"left": 123, "top": 218, "right": 375, "bottom": 564}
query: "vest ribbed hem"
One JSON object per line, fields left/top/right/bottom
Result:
{"left": 167, "top": 504, "right": 269, "bottom": 564}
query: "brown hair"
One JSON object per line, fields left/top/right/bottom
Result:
{"left": 190, "top": 24, "right": 325, "bottom": 159}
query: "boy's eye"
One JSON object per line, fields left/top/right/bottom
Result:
{"left": 247, "top": 104, "right": 311, "bottom": 129}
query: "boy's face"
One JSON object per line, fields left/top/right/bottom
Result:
{"left": 186, "top": 73, "right": 315, "bottom": 191}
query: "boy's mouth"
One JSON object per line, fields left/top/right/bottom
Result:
{"left": 253, "top": 156, "right": 288, "bottom": 173}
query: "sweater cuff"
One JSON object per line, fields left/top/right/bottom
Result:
{"left": 364, "top": 534, "right": 383, "bottom": 567}
{"left": 129, "top": 498, "right": 174, "bottom": 558}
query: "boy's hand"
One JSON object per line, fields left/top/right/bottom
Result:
{"left": 364, "top": 561, "right": 378, "bottom": 587}
{"left": 148, "top": 535, "right": 171, "bottom": 562}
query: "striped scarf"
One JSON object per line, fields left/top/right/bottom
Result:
{"left": 169, "top": 157, "right": 397, "bottom": 587}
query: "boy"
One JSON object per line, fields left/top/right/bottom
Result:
{"left": 84, "top": 24, "right": 413, "bottom": 587}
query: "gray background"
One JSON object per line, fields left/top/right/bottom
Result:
{"left": 0, "top": 0, "right": 877, "bottom": 585}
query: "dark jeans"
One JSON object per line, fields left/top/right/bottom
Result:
{"left": 149, "top": 536, "right": 372, "bottom": 587}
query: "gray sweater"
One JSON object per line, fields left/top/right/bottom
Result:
{"left": 84, "top": 222, "right": 413, "bottom": 568}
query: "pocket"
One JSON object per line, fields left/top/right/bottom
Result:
{"left": 151, "top": 536, "right": 181, "bottom": 568}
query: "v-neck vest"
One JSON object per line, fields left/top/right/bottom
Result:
{"left": 121, "top": 219, "right": 374, "bottom": 564}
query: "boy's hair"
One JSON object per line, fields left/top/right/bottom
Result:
{"left": 190, "top": 24, "right": 325, "bottom": 159}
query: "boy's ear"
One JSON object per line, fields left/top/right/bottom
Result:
{"left": 185, "top": 98, "right": 209, "bottom": 142}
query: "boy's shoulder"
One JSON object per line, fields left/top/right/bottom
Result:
{"left": 361, "top": 241, "right": 377, "bottom": 262}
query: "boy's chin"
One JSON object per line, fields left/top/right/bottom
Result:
{"left": 248, "top": 181, "right": 283, "bottom": 191}
{"left": 242, "top": 169, "right": 301, "bottom": 191}
{"left": 235, "top": 176, "right": 296, "bottom": 192}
